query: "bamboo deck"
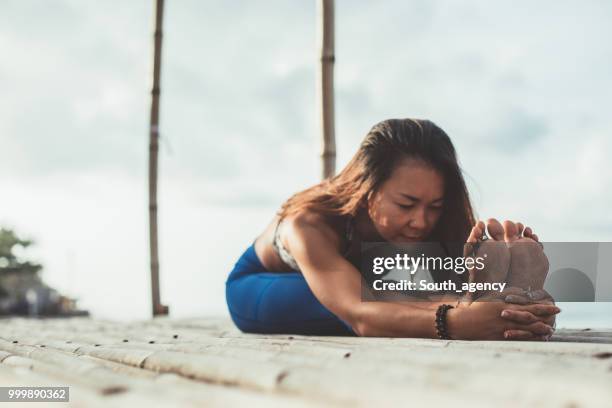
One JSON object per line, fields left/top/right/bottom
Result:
{"left": 1, "top": 317, "right": 611, "bottom": 407}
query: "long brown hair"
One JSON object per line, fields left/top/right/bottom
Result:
{"left": 278, "top": 118, "right": 476, "bottom": 243}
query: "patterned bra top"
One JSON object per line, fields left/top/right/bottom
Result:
{"left": 272, "top": 216, "right": 355, "bottom": 272}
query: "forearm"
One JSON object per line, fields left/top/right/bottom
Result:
{"left": 352, "top": 295, "right": 559, "bottom": 340}
{"left": 353, "top": 300, "right": 449, "bottom": 338}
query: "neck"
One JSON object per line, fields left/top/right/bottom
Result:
{"left": 354, "top": 207, "right": 385, "bottom": 241}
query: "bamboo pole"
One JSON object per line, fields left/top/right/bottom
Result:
{"left": 148, "top": 0, "right": 168, "bottom": 316}
{"left": 317, "top": 0, "right": 336, "bottom": 179}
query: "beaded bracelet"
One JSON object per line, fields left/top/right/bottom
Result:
{"left": 435, "top": 304, "right": 454, "bottom": 340}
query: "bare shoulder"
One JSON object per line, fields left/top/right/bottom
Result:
{"left": 283, "top": 211, "right": 343, "bottom": 252}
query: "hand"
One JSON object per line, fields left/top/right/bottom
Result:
{"left": 500, "top": 288, "right": 559, "bottom": 340}
{"left": 447, "top": 300, "right": 558, "bottom": 341}
{"left": 502, "top": 287, "right": 555, "bottom": 305}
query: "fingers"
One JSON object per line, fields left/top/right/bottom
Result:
{"left": 504, "top": 330, "right": 535, "bottom": 340}
{"left": 504, "top": 320, "right": 555, "bottom": 339}
{"left": 502, "top": 286, "right": 531, "bottom": 304}
{"left": 504, "top": 294, "right": 531, "bottom": 305}
{"left": 542, "top": 315, "right": 556, "bottom": 327}
{"left": 516, "top": 321, "right": 554, "bottom": 336}
{"left": 523, "top": 303, "right": 561, "bottom": 317}
{"left": 501, "top": 307, "right": 559, "bottom": 326}
{"left": 501, "top": 309, "right": 539, "bottom": 324}
{"left": 498, "top": 290, "right": 558, "bottom": 340}
{"left": 528, "top": 289, "right": 554, "bottom": 303}
{"left": 504, "top": 330, "right": 551, "bottom": 341}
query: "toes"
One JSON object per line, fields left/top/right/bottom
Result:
{"left": 521, "top": 226, "right": 541, "bottom": 243}
{"left": 464, "top": 222, "right": 485, "bottom": 257}
{"left": 486, "top": 218, "right": 505, "bottom": 241}
{"left": 476, "top": 220, "right": 486, "bottom": 233}
{"left": 467, "top": 225, "right": 481, "bottom": 243}
{"left": 516, "top": 222, "right": 525, "bottom": 237}
{"left": 468, "top": 221, "right": 486, "bottom": 241}
{"left": 503, "top": 220, "right": 520, "bottom": 243}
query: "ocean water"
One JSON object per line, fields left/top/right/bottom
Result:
{"left": 555, "top": 302, "right": 612, "bottom": 328}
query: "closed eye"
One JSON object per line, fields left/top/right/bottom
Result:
{"left": 397, "top": 203, "right": 414, "bottom": 210}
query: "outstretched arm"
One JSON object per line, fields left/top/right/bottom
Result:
{"left": 285, "top": 217, "right": 558, "bottom": 339}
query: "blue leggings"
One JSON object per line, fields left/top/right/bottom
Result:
{"left": 225, "top": 243, "right": 356, "bottom": 336}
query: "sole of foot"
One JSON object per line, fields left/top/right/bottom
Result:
{"left": 503, "top": 220, "right": 549, "bottom": 291}
{"left": 464, "top": 219, "right": 511, "bottom": 301}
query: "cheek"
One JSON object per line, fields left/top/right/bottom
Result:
{"left": 427, "top": 210, "right": 443, "bottom": 227}
{"left": 382, "top": 206, "right": 412, "bottom": 232}
{"left": 369, "top": 202, "right": 405, "bottom": 234}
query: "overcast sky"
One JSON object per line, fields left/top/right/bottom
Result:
{"left": 1, "top": 0, "right": 611, "bottom": 323}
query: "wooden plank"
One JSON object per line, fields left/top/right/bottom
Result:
{"left": 77, "top": 355, "right": 159, "bottom": 379}
{"left": 141, "top": 350, "right": 290, "bottom": 390}
{"left": 0, "top": 350, "right": 11, "bottom": 362}
{"left": 6, "top": 323, "right": 612, "bottom": 363}
{"left": 0, "top": 341, "right": 289, "bottom": 407}
{"left": 2, "top": 318, "right": 612, "bottom": 407}
{"left": 549, "top": 335, "right": 612, "bottom": 343}
{"left": 0, "top": 363, "right": 112, "bottom": 408}
{"left": 74, "top": 346, "right": 154, "bottom": 367}
{"left": 73, "top": 341, "right": 611, "bottom": 407}
{"left": 75, "top": 356, "right": 326, "bottom": 407}
{"left": 1, "top": 340, "right": 340, "bottom": 406}
{"left": 0, "top": 340, "right": 174, "bottom": 402}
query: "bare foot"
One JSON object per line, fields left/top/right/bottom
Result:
{"left": 503, "top": 220, "right": 549, "bottom": 291}
{"left": 464, "top": 219, "right": 511, "bottom": 301}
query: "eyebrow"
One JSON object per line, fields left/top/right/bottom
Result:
{"left": 400, "top": 193, "right": 444, "bottom": 203}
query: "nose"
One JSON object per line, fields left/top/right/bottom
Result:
{"left": 408, "top": 207, "right": 427, "bottom": 231}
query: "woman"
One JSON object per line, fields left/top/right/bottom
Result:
{"left": 225, "top": 118, "right": 558, "bottom": 340}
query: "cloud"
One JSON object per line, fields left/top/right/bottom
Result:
{"left": 484, "top": 108, "right": 549, "bottom": 152}
{"left": 1, "top": 0, "right": 611, "bottom": 320}
{"left": 0, "top": 0, "right": 151, "bottom": 177}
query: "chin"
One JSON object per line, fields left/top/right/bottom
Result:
{"left": 397, "top": 235, "right": 423, "bottom": 243}
{"left": 393, "top": 235, "right": 421, "bottom": 243}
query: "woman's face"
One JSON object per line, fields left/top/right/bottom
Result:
{"left": 367, "top": 157, "right": 445, "bottom": 242}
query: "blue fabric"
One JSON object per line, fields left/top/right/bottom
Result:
{"left": 226, "top": 243, "right": 356, "bottom": 336}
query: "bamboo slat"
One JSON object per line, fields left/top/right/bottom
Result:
{"left": 2, "top": 318, "right": 612, "bottom": 407}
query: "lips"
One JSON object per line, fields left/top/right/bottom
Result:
{"left": 401, "top": 234, "right": 423, "bottom": 241}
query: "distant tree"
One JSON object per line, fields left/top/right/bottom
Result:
{"left": 0, "top": 228, "right": 42, "bottom": 276}
{"left": 0, "top": 227, "right": 88, "bottom": 316}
